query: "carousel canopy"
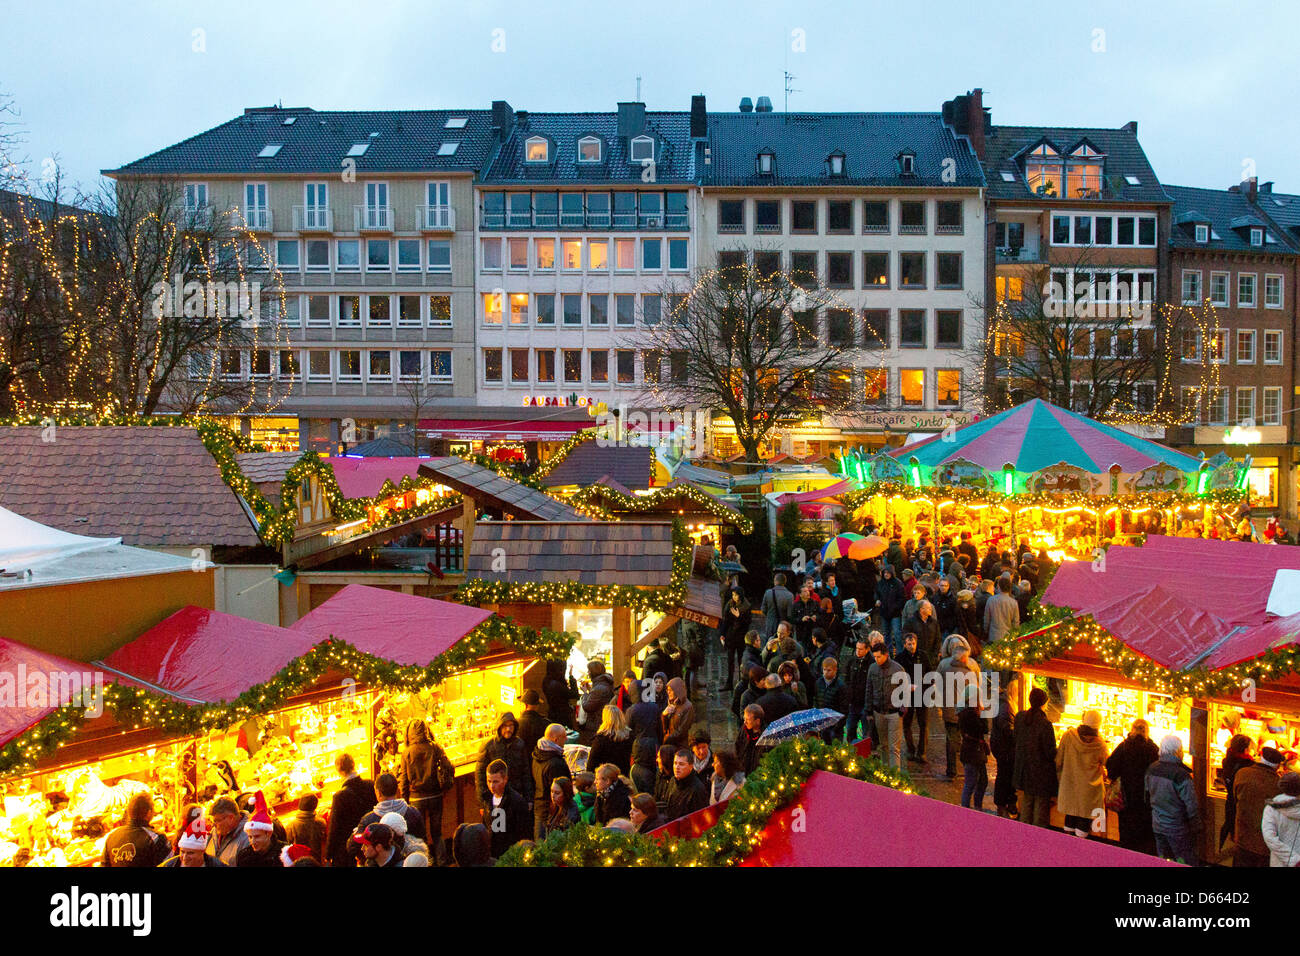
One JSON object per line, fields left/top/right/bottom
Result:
{"left": 288, "top": 584, "right": 493, "bottom": 666}
{"left": 890, "top": 399, "right": 1202, "bottom": 475}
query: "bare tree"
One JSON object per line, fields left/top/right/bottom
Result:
{"left": 397, "top": 377, "right": 434, "bottom": 455}
{"left": 638, "top": 257, "right": 875, "bottom": 462}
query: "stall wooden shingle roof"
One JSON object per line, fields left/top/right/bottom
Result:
{"left": 0, "top": 426, "right": 260, "bottom": 547}
{"left": 416, "top": 457, "right": 585, "bottom": 521}
{"left": 540, "top": 442, "right": 653, "bottom": 490}
{"left": 234, "top": 451, "right": 305, "bottom": 485}
{"left": 466, "top": 521, "right": 674, "bottom": 586}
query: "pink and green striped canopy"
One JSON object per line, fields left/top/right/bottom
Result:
{"left": 889, "top": 399, "right": 1202, "bottom": 475}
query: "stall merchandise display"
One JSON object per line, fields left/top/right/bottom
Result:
{"left": 1035, "top": 675, "right": 1189, "bottom": 755}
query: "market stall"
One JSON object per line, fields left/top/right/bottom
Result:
{"left": 838, "top": 399, "right": 1247, "bottom": 562}
{"left": 984, "top": 534, "right": 1300, "bottom": 859}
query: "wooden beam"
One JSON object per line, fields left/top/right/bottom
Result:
{"left": 629, "top": 613, "right": 678, "bottom": 658}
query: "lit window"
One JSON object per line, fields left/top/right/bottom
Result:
{"left": 483, "top": 292, "right": 503, "bottom": 325}
{"left": 258, "top": 143, "right": 282, "bottom": 158}
{"left": 1025, "top": 144, "right": 1061, "bottom": 197}
{"left": 900, "top": 369, "right": 925, "bottom": 407}
{"left": 578, "top": 136, "right": 602, "bottom": 163}
{"left": 525, "top": 137, "right": 549, "bottom": 162}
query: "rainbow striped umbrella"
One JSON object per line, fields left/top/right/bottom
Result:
{"left": 821, "top": 533, "right": 865, "bottom": 561}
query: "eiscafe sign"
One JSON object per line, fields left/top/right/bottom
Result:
{"left": 853, "top": 411, "right": 973, "bottom": 432}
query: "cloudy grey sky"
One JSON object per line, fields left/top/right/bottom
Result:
{"left": 3, "top": 0, "right": 1297, "bottom": 194}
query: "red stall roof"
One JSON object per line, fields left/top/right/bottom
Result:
{"left": 0, "top": 638, "right": 115, "bottom": 748}
{"left": 774, "top": 479, "right": 853, "bottom": 505}
{"left": 730, "top": 771, "right": 1174, "bottom": 867}
{"left": 418, "top": 419, "right": 587, "bottom": 442}
{"left": 100, "top": 607, "right": 318, "bottom": 705}
{"left": 288, "top": 584, "right": 492, "bottom": 666}
{"left": 325, "top": 456, "right": 428, "bottom": 499}
{"left": 1040, "top": 536, "right": 1300, "bottom": 670}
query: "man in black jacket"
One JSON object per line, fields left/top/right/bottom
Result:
{"left": 753, "top": 673, "right": 798, "bottom": 724}
{"left": 624, "top": 677, "right": 662, "bottom": 745}
{"left": 475, "top": 712, "right": 531, "bottom": 806}
{"left": 665, "top": 748, "right": 709, "bottom": 821}
{"left": 517, "top": 690, "right": 549, "bottom": 755}
{"left": 325, "top": 753, "right": 372, "bottom": 866}
{"left": 480, "top": 759, "right": 531, "bottom": 859}
{"left": 542, "top": 659, "right": 574, "bottom": 728}
{"left": 102, "top": 793, "right": 170, "bottom": 867}
{"left": 736, "top": 705, "right": 765, "bottom": 775}
{"left": 593, "top": 762, "right": 632, "bottom": 824}
{"left": 1012, "top": 686, "right": 1058, "bottom": 827}
{"left": 841, "top": 637, "right": 873, "bottom": 743}
{"left": 530, "top": 724, "right": 570, "bottom": 838}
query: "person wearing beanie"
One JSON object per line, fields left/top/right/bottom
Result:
{"left": 381, "top": 810, "right": 429, "bottom": 859}
{"left": 451, "top": 823, "right": 494, "bottom": 867}
{"left": 689, "top": 726, "right": 714, "bottom": 785}
{"left": 1261, "top": 772, "right": 1300, "bottom": 867}
{"left": 403, "top": 852, "right": 430, "bottom": 867}
{"left": 1145, "top": 734, "right": 1199, "bottom": 865}
{"left": 517, "top": 688, "right": 548, "bottom": 756}
{"left": 161, "top": 815, "right": 227, "bottom": 867}
{"left": 282, "top": 793, "right": 325, "bottom": 863}
{"left": 353, "top": 822, "right": 404, "bottom": 868}
{"left": 1012, "top": 686, "right": 1058, "bottom": 828}
{"left": 1233, "top": 746, "right": 1284, "bottom": 867}
{"left": 236, "top": 791, "right": 284, "bottom": 867}
{"left": 280, "top": 843, "right": 315, "bottom": 867}
{"left": 1055, "top": 709, "right": 1109, "bottom": 838}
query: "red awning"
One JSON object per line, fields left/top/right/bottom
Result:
{"left": 100, "top": 607, "right": 318, "bottom": 705}
{"left": 326, "top": 457, "right": 428, "bottom": 499}
{"left": 418, "top": 419, "right": 588, "bottom": 442}
{"left": 775, "top": 479, "right": 853, "bottom": 505}
{"left": 730, "top": 771, "right": 1174, "bottom": 867}
{"left": 288, "top": 584, "right": 493, "bottom": 666}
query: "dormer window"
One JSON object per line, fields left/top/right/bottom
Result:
{"left": 1251, "top": 227, "right": 1264, "bottom": 246}
{"left": 827, "top": 152, "right": 845, "bottom": 177}
{"left": 1195, "top": 224, "right": 1209, "bottom": 243}
{"left": 897, "top": 151, "right": 916, "bottom": 177}
{"left": 630, "top": 135, "right": 654, "bottom": 163}
{"left": 577, "top": 136, "right": 602, "bottom": 163}
{"left": 757, "top": 152, "right": 775, "bottom": 175}
{"left": 525, "top": 137, "right": 550, "bottom": 163}
{"left": 1025, "top": 143, "right": 1061, "bottom": 197}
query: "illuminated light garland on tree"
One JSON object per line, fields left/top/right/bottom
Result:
{"left": 569, "top": 482, "right": 754, "bottom": 534}
{"left": 0, "top": 616, "right": 575, "bottom": 778}
{"left": 497, "top": 737, "right": 921, "bottom": 867}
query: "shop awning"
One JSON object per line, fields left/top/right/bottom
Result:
{"left": 325, "top": 457, "right": 429, "bottom": 499}
{"left": 774, "top": 479, "right": 853, "bottom": 505}
{"left": 289, "top": 584, "right": 493, "bottom": 667}
{"left": 99, "top": 607, "right": 319, "bottom": 705}
{"left": 418, "top": 419, "right": 589, "bottom": 442}
{"left": 725, "top": 770, "right": 1173, "bottom": 867}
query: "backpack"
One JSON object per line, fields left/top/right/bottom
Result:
{"left": 434, "top": 745, "right": 456, "bottom": 793}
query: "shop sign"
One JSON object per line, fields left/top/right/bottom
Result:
{"left": 521, "top": 394, "right": 597, "bottom": 408}
{"left": 934, "top": 457, "right": 992, "bottom": 490}
{"left": 1134, "top": 463, "right": 1187, "bottom": 493}
{"left": 1028, "top": 462, "right": 1095, "bottom": 495}
{"left": 853, "top": 410, "right": 973, "bottom": 431}
{"left": 672, "top": 605, "right": 720, "bottom": 627}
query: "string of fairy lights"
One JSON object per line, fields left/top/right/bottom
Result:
{"left": 840, "top": 480, "right": 1245, "bottom": 516}
{"left": 570, "top": 481, "right": 754, "bottom": 534}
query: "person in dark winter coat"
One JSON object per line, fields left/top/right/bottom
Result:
{"left": 542, "top": 659, "right": 575, "bottom": 728}
{"left": 720, "top": 587, "right": 752, "bottom": 690}
{"left": 543, "top": 777, "right": 581, "bottom": 837}
{"left": 1105, "top": 719, "right": 1160, "bottom": 853}
{"left": 979, "top": 546, "right": 1001, "bottom": 582}
{"left": 792, "top": 580, "right": 823, "bottom": 649}
{"left": 814, "top": 657, "right": 848, "bottom": 742}
{"left": 356, "top": 774, "right": 425, "bottom": 851}
{"left": 399, "top": 718, "right": 454, "bottom": 861}
{"left": 452, "top": 823, "right": 495, "bottom": 867}
{"left": 587, "top": 704, "right": 634, "bottom": 775}
{"left": 517, "top": 691, "right": 549, "bottom": 755}
{"left": 761, "top": 573, "right": 796, "bottom": 638}
{"left": 989, "top": 682, "right": 1017, "bottom": 817}
{"left": 932, "top": 578, "right": 959, "bottom": 636}
{"left": 661, "top": 676, "right": 696, "bottom": 747}
{"left": 101, "top": 793, "right": 170, "bottom": 867}
{"left": 653, "top": 744, "right": 677, "bottom": 810}
{"left": 1234, "top": 746, "right": 1284, "bottom": 867}
{"left": 665, "top": 748, "right": 709, "bottom": 821}
{"left": 593, "top": 763, "right": 632, "bottom": 824}
{"left": 1145, "top": 735, "right": 1200, "bottom": 865}
{"left": 735, "top": 705, "right": 765, "bottom": 775}
{"left": 896, "top": 632, "right": 930, "bottom": 762}
{"left": 958, "top": 692, "right": 990, "bottom": 810}
{"left": 324, "top": 754, "right": 372, "bottom": 867}
{"left": 630, "top": 737, "right": 659, "bottom": 795}
{"left": 530, "top": 724, "right": 571, "bottom": 839}
{"left": 623, "top": 677, "right": 662, "bottom": 745}
{"left": 476, "top": 711, "right": 532, "bottom": 806}
{"left": 630, "top": 792, "right": 663, "bottom": 834}
{"left": 579, "top": 662, "right": 617, "bottom": 743}
{"left": 641, "top": 641, "right": 673, "bottom": 683}
{"left": 841, "top": 637, "right": 873, "bottom": 744}
{"left": 1218, "top": 735, "right": 1254, "bottom": 851}
{"left": 1012, "top": 686, "right": 1058, "bottom": 827}
{"left": 753, "top": 673, "right": 798, "bottom": 725}
{"left": 282, "top": 794, "right": 325, "bottom": 863}
{"left": 479, "top": 759, "right": 531, "bottom": 859}
{"left": 875, "top": 565, "right": 907, "bottom": 653}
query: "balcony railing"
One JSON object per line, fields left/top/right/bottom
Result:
{"left": 417, "top": 205, "right": 455, "bottom": 231}
{"left": 181, "top": 204, "right": 214, "bottom": 229}
{"left": 238, "top": 206, "right": 272, "bottom": 232}
{"left": 354, "top": 205, "right": 393, "bottom": 231}
{"left": 293, "top": 206, "right": 333, "bottom": 231}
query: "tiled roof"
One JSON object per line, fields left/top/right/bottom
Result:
{"left": 703, "top": 112, "right": 985, "bottom": 188}
{"left": 1251, "top": 187, "right": 1300, "bottom": 241}
{"left": 106, "top": 107, "right": 497, "bottom": 176}
{"left": 482, "top": 111, "right": 695, "bottom": 184}
{"left": 416, "top": 457, "right": 584, "bottom": 521}
{"left": 1165, "top": 185, "right": 1300, "bottom": 254}
{"left": 982, "top": 125, "right": 1169, "bottom": 204}
{"left": 234, "top": 451, "right": 305, "bottom": 485}
{"left": 540, "top": 442, "right": 653, "bottom": 489}
{"left": 465, "top": 521, "right": 674, "bottom": 586}
{"left": 0, "top": 427, "right": 260, "bottom": 547}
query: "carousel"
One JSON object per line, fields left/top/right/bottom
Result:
{"left": 837, "top": 399, "right": 1248, "bottom": 562}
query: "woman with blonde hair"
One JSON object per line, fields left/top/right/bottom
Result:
{"left": 585, "top": 703, "right": 633, "bottom": 775}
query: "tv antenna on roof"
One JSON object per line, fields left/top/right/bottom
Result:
{"left": 784, "top": 71, "right": 800, "bottom": 113}
{"left": 636, "top": 75, "right": 642, "bottom": 100}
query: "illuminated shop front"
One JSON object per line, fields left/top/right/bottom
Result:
{"left": 212, "top": 415, "right": 300, "bottom": 452}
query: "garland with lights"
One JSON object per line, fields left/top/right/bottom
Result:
{"left": 497, "top": 736, "right": 920, "bottom": 867}
{"left": 533, "top": 428, "right": 602, "bottom": 480}
{"left": 569, "top": 482, "right": 754, "bottom": 534}
{"left": 841, "top": 481, "right": 1245, "bottom": 516}
{"left": 0, "top": 616, "right": 574, "bottom": 779}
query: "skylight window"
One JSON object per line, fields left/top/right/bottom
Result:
{"left": 1000, "top": 170, "right": 1015, "bottom": 182}
{"left": 1124, "top": 174, "right": 1140, "bottom": 185}
{"left": 258, "top": 143, "right": 283, "bottom": 158}
{"left": 347, "top": 142, "right": 369, "bottom": 157}
{"left": 282, "top": 116, "right": 297, "bottom": 126}
{"left": 437, "top": 142, "right": 459, "bottom": 156}
{"left": 444, "top": 117, "right": 468, "bottom": 129}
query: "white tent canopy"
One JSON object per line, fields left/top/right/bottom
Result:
{"left": 0, "top": 506, "right": 120, "bottom": 571}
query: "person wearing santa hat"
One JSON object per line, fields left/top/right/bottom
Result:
{"left": 235, "top": 791, "right": 284, "bottom": 867}
{"left": 161, "top": 816, "right": 227, "bottom": 867}
{"left": 280, "top": 843, "right": 316, "bottom": 867}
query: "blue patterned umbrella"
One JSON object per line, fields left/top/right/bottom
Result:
{"left": 757, "top": 708, "right": 844, "bottom": 745}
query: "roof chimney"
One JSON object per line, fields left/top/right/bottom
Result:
{"left": 617, "top": 102, "right": 646, "bottom": 139}
{"left": 739, "top": 97, "right": 753, "bottom": 113}
{"left": 1260, "top": 181, "right": 1274, "bottom": 194}
{"left": 967, "top": 88, "right": 986, "bottom": 160}
{"left": 755, "top": 96, "right": 773, "bottom": 113}
{"left": 1121, "top": 120, "right": 1138, "bottom": 136}
{"left": 1241, "top": 176, "right": 1258, "bottom": 202}
{"left": 491, "top": 100, "right": 514, "bottom": 137}
{"left": 690, "top": 94, "right": 707, "bottom": 140}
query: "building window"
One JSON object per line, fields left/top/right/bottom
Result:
{"left": 276, "top": 239, "right": 299, "bottom": 271}
{"left": 534, "top": 191, "right": 559, "bottom": 228}
{"left": 936, "top": 201, "right": 963, "bottom": 234}
{"left": 525, "top": 137, "right": 549, "bottom": 163}
{"left": 509, "top": 293, "right": 529, "bottom": 325}
{"left": 338, "top": 350, "right": 362, "bottom": 382}
{"left": 562, "top": 239, "right": 582, "bottom": 271}
{"left": 366, "top": 239, "right": 391, "bottom": 271}
{"left": 756, "top": 152, "right": 775, "bottom": 175}
{"left": 1237, "top": 387, "right": 1256, "bottom": 424}
{"left": 590, "top": 349, "right": 609, "bottom": 383}
{"left": 536, "top": 349, "right": 556, "bottom": 383}
{"left": 899, "top": 201, "right": 926, "bottom": 234}
{"left": 334, "top": 239, "right": 359, "bottom": 272}
{"left": 639, "top": 192, "right": 665, "bottom": 230}
{"left": 588, "top": 239, "right": 609, "bottom": 271}
{"left": 642, "top": 238, "right": 662, "bottom": 270}
{"left": 754, "top": 200, "right": 781, "bottom": 234}
{"left": 586, "top": 193, "right": 611, "bottom": 228}
{"left": 827, "top": 308, "right": 854, "bottom": 347}
{"left": 1207, "top": 387, "right": 1228, "bottom": 425}
{"left": 563, "top": 349, "right": 583, "bottom": 383}
{"left": 1207, "top": 330, "right": 1228, "bottom": 363}
{"left": 1180, "top": 386, "right": 1200, "bottom": 424}
{"left": 616, "top": 350, "right": 635, "bottom": 383}
{"left": 936, "top": 310, "right": 962, "bottom": 348}
{"left": 642, "top": 294, "right": 662, "bottom": 326}
{"left": 367, "top": 350, "right": 392, "bottom": 383}
{"left": 338, "top": 295, "right": 361, "bottom": 327}
{"left": 481, "top": 238, "right": 502, "bottom": 271}
{"left": 508, "top": 237, "right": 529, "bottom": 271}
{"left": 306, "top": 294, "right": 331, "bottom": 328}
{"left": 828, "top": 153, "right": 845, "bottom": 177}
{"left": 862, "top": 252, "right": 889, "bottom": 288}
{"left": 668, "top": 238, "right": 688, "bottom": 270}
{"left": 630, "top": 136, "right": 654, "bottom": 163}
{"left": 826, "top": 252, "right": 853, "bottom": 289}
{"left": 1181, "top": 329, "right": 1200, "bottom": 364}
{"left": 1025, "top": 144, "right": 1062, "bottom": 197}
{"left": 429, "top": 351, "right": 452, "bottom": 383}
{"left": 615, "top": 238, "right": 636, "bottom": 271}
{"left": 1264, "top": 330, "right": 1283, "bottom": 364}
{"left": 428, "top": 294, "right": 452, "bottom": 327}
{"left": 589, "top": 294, "right": 608, "bottom": 326}
{"left": 425, "top": 239, "right": 451, "bottom": 273}
{"left": 899, "top": 252, "right": 926, "bottom": 288}
{"left": 483, "top": 292, "right": 503, "bottom": 325}
{"left": 303, "top": 239, "right": 330, "bottom": 272}
{"left": 900, "top": 369, "right": 925, "bottom": 407}
{"left": 899, "top": 310, "right": 925, "bottom": 348}
{"left": 936, "top": 252, "right": 962, "bottom": 289}
{"left": 1265, "top": 274, "right": 1283, "bottom": 308}
{"left": 1209, "top": 272, "right": 1228, "bottom": 306}
{"left": 1238, "top": 274, "right": 1256, "bottom": 308}
{"left": 719, "top": 200, "right": 745, "bottom": 234}
{"left": 1237, "top": 329, "right": 1256, "bottom": 364}
{"left": 1195, "top": 224, "right": 1209, "bottom": 243}
{"left": 643, "top": 351, "right": 662, "bottom": 384}
{"left": 278, "top": 350, "right": 300, "bottom": 381}
{"left": 510, "top": 348, "right": 529, "bottom": 383}
{"left": 535, "top": 293, "right": 555, "bottom": 327}
{"left": 791, "top": 201, "right": 817, "bottom": 234}
{"left": 827, "top": 201, "right": 852, "bottom": 233}
{"left": 308, "top": 350, "right": 332, "bottom": 382}
{"left": 790, "top": 251, "right": 817, "bottom": 287}
{"left": 563, "top": 294, "right": 582, "bottom": 327}
{"left": 578, "top": 136, "right": 602, "bottom": 163}
{"left": 1181, "top": 270, "right": 1201, "bottom": 305}
{"left": 863, "top": 368, "right": 887, "bottom": 404}
{"left": 398, "top": 295, "right": 422, "bottom": 328}
{"left": 1264, "top": 386, "right": 1282, "bottom": 425}
{"left": 397, "top": 238, "right": 421, "bottom": 272}
{"left": 995, "top": 276, "right": 1023, "bottom": 302}
{"left": 535, "top": 238, "right": 555, "bottom": 270}
{"left": 862, "top": 201, "right": 889, "bottom": 234}
{"left": 616, "top": 294, "right": 636, "bottom": 327}
{"left": 936, "top": 369, "right": 961, "bottom": 406}
{"left": 862, "top": 310, "right": 889, "bottom": 349}
{"left": 184, "top": 182, "right": 208, "bottom": 212}
{"left": 367, "top": 295, "right": 391, "bottom": 328}
{"left": 483, "top": 349, "right": 503, "bottom": 384}
{"left": 1250, "top": 227, "right": 1263, "bottom": 247}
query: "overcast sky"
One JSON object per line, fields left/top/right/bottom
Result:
{"left": 3, "top": 0, "right": 1297, "bottom": 195}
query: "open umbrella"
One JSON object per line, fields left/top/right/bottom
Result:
{"left": 848, "top": 535, "right": 888, "bottom": 560}
{"left": 821, "top": 533, "right": 865, "bottom": 561}
{"left": 757, "top": 708, "right": 845, "bottom": 745}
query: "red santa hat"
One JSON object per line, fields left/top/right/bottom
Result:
{"left": 178, "top": 815, "right": 210, "bottom": 851}
{"left": 244, "top": 790, "right": 275, "bottom": 833}
{"left": 280, "top": 843, "right": 313, "bottom": 867}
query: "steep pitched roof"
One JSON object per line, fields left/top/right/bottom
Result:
{"left": 703, "top": 112, "right": 985, "bottom": 188}
{"left": 234, "top": 451, "right": 305, "bottom": 485}
{"left": 982, "top": 124, "right": 1169, "bottom": 204}
{"left": 416, "top": 457, "right": 584, "bottom": 521}
{"left": 540, "top": 442, "right": 653, "bottom": 489}
{"left": 0, "top": 427, "right": 260, "bottom": 547}
{"left": 1165, "top": 184, "right": 1300, "bottom": 254}
{"left": 465, "top": 521, "right": 674, "bottom": 586}
{"left": 105, "top": 107, "right": 496, "bottom": 176}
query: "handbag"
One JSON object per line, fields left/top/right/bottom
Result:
{"left": 1104, "top": 775, "right": 1125, "bottom": 813}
